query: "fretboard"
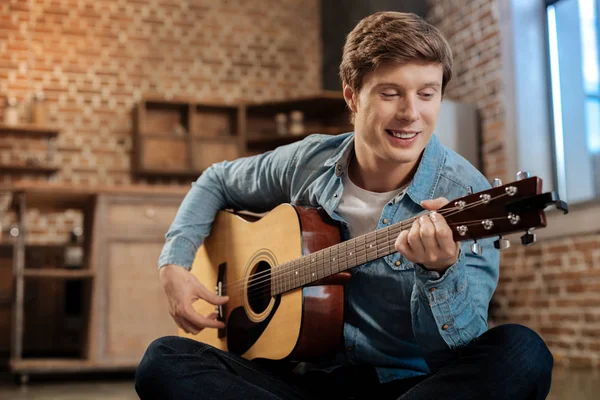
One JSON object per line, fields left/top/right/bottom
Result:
{"left": 271, "top": 222, "right": 404, "bottom": 295}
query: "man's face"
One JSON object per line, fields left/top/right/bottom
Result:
{"left": 344, "top": 60, "right": 444, "bottom": 172}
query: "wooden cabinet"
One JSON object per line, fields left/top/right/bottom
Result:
{"left": 91, "top": 195, "right": 181, "bottom": 365}
{"left": 6, "top": 183, "right": 188, "bottom": 380}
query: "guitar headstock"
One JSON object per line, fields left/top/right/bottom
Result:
{"left": 440, "top": 174, "right": 568, "bottom": 252}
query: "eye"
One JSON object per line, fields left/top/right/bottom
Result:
{"left": 381, "top": 92, "right": 399, "bottom": 98}
{"left": 419, "top": 92, "right": 435, "bottom": 99}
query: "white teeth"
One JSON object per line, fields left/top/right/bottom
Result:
{"left": 390, "top": 130, "right": 417, "bottom": 139}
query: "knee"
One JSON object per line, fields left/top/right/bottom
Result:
{"left": 135, "top": 336, "right": 212, "bottom": 395}
{"left": 135, "top": 337, "right": 173, "bottom": 393}
{"left": 495, "top": 324, "right": 554, "bottom": 383}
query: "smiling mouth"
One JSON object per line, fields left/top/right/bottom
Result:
{"left": 386, "top": 130, "right": 419, "bottom": 139}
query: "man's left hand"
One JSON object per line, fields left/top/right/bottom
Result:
{"left": 394, "top": 197, "right": 460, "bottom": 273}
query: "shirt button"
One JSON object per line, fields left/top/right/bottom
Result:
{"left": 383, "top": 218, "right": 389, "bottom": 224}
{"left": 395, "top": 261, "right": 401, "bottom": 266}
{"left": 442, "top": 324, "right": 449, "bottom": 330}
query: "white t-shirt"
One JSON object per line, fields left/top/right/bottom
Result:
{"left": 336, "top": 171, "right": 410, "bottom": 239}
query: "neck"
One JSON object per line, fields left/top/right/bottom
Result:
{"left": 348, "top": 149, "right": 419, "bottom": 193}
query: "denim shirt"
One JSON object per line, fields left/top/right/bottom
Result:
{"left": 159, "top": 132, "right": 500, "bottom": 383}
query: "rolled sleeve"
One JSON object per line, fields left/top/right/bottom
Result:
{"left": 158, "top": 236, "right": 198, "bottom": 271}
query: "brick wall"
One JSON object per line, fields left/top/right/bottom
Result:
{"left": 0, "top": 0, "right": 321, "bottom": 244}
{"left": 428, "top": 0, "right": 600, "bottom": 368}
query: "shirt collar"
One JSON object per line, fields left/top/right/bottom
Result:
{"left": 405, "top": 134, "right": 446, "bottom": 205}
{"left": 325, "top": 132, "right": 446, "bottom": 204}
{"left": 324, "top": 132, "right": 355, "bottom": 168}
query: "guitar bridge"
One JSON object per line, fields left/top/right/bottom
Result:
{"left": 216, "top": 262, "right": 227, "bottom": 338}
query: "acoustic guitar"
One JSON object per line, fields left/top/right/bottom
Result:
{"left": 179, "top": 175, "right": 568, "bottom": 362}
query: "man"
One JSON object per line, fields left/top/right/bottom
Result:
{"left": 135, "top": 11, "right": 553, "bottom": 400}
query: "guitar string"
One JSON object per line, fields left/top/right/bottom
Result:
{"left": 242, "top": 215, "right": 513, "bottom": 303}
{"left": 224, "top": 191, "right": 511, "bottom": 297}
{"left": 220, "top": 204, "right": 455, "bottom": 292}
{"left": 222, "top": 191, "right": 509, "bottom": 293}
{"left": 233, "top": 194, "right": 511, "bottom": 302}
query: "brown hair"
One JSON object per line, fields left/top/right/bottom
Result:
{"left": 339, "top": 11, "right": 453, "bottom": 95}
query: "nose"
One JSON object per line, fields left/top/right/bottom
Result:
{"left": 396, "top": 94, "right": 419, "bottom": 123}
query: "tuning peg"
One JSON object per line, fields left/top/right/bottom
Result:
{"left": 492, "top": 178, "right": 503, "bottom": 188}
{"left": 494, "top": 235, "right": 511, "bottom": 250}
{"left": 520, "top": 230, "right": 536, "bottom": 246}
{"left": 470, "top": 240, "right": 482, "bottom": 255}
{"left": 516, "top": 171, "right": 531, "bottom": 180}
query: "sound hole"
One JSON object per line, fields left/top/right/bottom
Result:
{"left": 247, "top": 260, "right": 272, "bottom": 314}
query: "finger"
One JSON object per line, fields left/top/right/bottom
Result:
{"left": 196, "top": 282, "right": 230, "bottom": 305}
{"left": 429, "top": 211, "right": 458, "bottom": 256}
{"left": 184, "top": 305, "right": 226, "bottom": 330}
{"left": 420, "top": 197, "right": 449, "bottom": 211}
{"left": 178, "top": 317, "right": 201, "bottom": 335}
{"left": 407, "top": 218, "right": 425, "bottom": 256}
{"left": 419, "top": 215, "right": 439, "bottom": 254}
{"left": 395, "top": 229, "right": 412, "bottom": 255}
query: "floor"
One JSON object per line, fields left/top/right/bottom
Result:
{"left": 0, "top": 367, "right": 598, "bottom": 399}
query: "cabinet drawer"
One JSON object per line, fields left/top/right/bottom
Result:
{"left": 106, "top": 201, "right": 180, "bottom": 237}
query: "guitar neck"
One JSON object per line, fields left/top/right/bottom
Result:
{"left": 270, "top": 176, "right": 567, "bottom": 295}
{"left": 271, "top": 220, "right": 405, "bottom": 295}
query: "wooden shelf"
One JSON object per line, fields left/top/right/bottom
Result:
{"left": 245, "top": 93, "right": 349, "bottom": 118}
{"left": 0, "top": 164, "right": 59, "bottom": 174}
{"left": 0, "top": 124, "right": 60, "bottom": 138}
{"left": 134, "top": 168, "right": 203, "bottom": 180}
{"left": 246, "top": 130, "right": 348, "bottom": 148}
{"left": 21, "top": 269, "right": 95, "bottom": 279}
{"left": 246, "top": 133, "right": 313, "bottom": 148}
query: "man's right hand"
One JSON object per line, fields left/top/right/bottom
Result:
{"left": 159, "top": 264, "right": 229, "bottom": 335}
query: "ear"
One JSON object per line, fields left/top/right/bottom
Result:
{"left": 343, "top": 82, "right": 358, "bottom": 113}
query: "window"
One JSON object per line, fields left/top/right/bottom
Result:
{"left": 546, "top": 0, "right": 600, "bottom": 204}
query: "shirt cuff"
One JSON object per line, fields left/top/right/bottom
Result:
{"left": 157, "top": 236, "right": 198, "bottom": 270}
{"left": 413, "top": 249, "right": 466, "bottom": 304}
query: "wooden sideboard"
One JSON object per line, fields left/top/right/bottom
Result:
{"left": 5, "top": 182, "right": 190, "bottom": 382}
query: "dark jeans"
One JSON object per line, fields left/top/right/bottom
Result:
{"left": 135, "top": 324, "right": 553, "bottom": 400}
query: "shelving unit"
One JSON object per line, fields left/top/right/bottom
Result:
{"left": 132, "top": 97, "right": 244, "bottom": 180}
{"left": 9, "top": 187, "right": 95, "bottom": 383}
{"left": 132, "top": 92, "right": 352, "bottom": 179}
{"left": 0, "top": 123, "right": 60, "bottom": 177}
{"left": 7, "top": 182, "right": 190, "bottom": 382}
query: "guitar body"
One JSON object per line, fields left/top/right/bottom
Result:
{"left": 180, "top": 204, "right": 350, "bottom": 361}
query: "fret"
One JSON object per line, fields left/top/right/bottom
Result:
{"left": 286, "top": 260, "right": 291, "bottom": 292}
{"left": 349, "top": 238, "right": 357, "bottom": 268}
{"left": 331, "top": 244, "right": 339, "bottom": 274}
{"left": 338, "top": 243, "right": 345, "bottom": 272}
{"left": 302, "top": 257, "right": 308, "bottom": 286}
{"left": 340, "top": 240, "right": 349, "bottom": 270}
{"left": 307, "top": 251, "right": 314, "bottom": 283}
{"left": 302, "top": 255, "right": 309, "bottom": 286}
{"left": 296, "top": 258, "right": 303, "bottom": 287}
{"left": 323, "top": 247, "right": 330, "bottom": 277}
{"left": 315, "top": 249, "right": 322, "bottom": 281}
{"left": 324, "top": 247, "right": 330, "bottom": 278}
